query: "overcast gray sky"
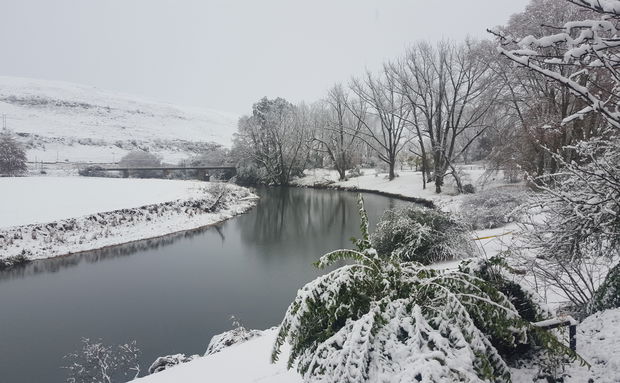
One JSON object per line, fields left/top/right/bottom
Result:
{"left": 0, "top": 0, "right": 529, "bottom": 114}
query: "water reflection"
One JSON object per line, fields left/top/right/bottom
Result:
{"left": 0, "top": 187, "right": 410, "bottom": 383}
{"left": 0, "top": 224, "right": 222, "bottom": 283}
{"left": 241, "top": 187, "right": 358, "bottom": 246}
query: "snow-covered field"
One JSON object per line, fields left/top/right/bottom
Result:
{"left": 0, "top": 76, "right": 238, "bottom": 163}
{"left": 0, "top": 177, "right": 215, "bottom": 228}
{"left": 0, "top": 177, "right": 257, "bottom": 260}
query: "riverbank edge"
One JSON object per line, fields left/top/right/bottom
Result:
{"left": 49, "top": 198, "right": 259, "bottom": 261}
{"left": 292, "top": 182, "right": 436, "bottom": 208}
{"left": 0, "top": 186, "right": 259, "bottom": 265}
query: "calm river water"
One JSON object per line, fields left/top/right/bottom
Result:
{"left": 0, "top": 187, "right": 408, "bottom": 383}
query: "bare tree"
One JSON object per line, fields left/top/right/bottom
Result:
{"left": 494, "top": 0, "right": 620, "bottom": 310}
{"left": 350, "top": 67, "right": 412, "bottom": 180}
{"left": 394, "top": 41, "right": 500, "bottom": 193}
{"left": 487, "top": 0, "right": 602, "bottom": 177}
{"left": 313, "top": 84, "right": 363, "bottom": 180}
{"left": 63, "top": 338, "right": 141, "bottom": 383}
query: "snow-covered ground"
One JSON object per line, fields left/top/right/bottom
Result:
{"left": 0, "top": 76, "right": 238, "bottom": 163}
{"left": 0, "top": 177, "right": 257, "bottom": 260}
{"left": 0, "top": 177, "right": 216, "bottom": 228}
{"left": 135, "top": 328, "right": 298, "bottom": 383}
{"left": 135, "top": 308, "right": 620, "bottom": 383}
{"left": 293, "top": 167, "right": 509, "bottom": 211}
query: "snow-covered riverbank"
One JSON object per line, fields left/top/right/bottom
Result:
{"left": 292, "top": 167, "right": 500, "bottom": 211}
{"left": 0, "top": 177, "right": 257, "bottom": 260}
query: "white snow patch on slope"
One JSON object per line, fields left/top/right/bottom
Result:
{"left": 135, "top": 328, "right": 302, "bottom": 383}
{"left": 511, "top": 308, "right": 620, "bottom": 383}
{"left": 134, "top": 309, "right": 620, "bottom": 383}
{"left": 0, "top": 76, "right": 238, "bottom": 162}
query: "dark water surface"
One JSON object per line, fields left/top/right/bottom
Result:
{"left": 0, "top": 187, "right": 408, "bottom": 383}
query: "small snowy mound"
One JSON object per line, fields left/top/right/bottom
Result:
{"left": 148, "top": 354, "right": 198, "bottom": 375}
{"left": 205, "top": 327, "right": 264, "bottom": 356}
{"left": 576, "top": 308, "right": 620, "bottom": 382}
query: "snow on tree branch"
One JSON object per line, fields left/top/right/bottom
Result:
{"left": 490, "top": 0, "right": 620, "bottom": 129}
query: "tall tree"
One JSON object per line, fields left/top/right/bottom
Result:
{"left": 234, "top": 97, "right": 312, "bottom": 185}
{"left": 350, "top": 67, "right": 411, "bottom": 181}
{"left": 495, "top": 0, "right": 620, "bottom": 308}
{"left": 313, "top": 84, "right": 363, "bottom": 180}
{"left": 488, "top": 0, "right": 602, "bottom": 177}
{"left": 394, "top": 41, "right": 500, "bottom": 193}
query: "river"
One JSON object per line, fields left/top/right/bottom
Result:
{"left": 0, "top": 187, "right": 409, "bottom": 383}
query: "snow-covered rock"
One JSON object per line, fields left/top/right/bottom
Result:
{"left": 148, "top": 354, "right": 199, "bottom": 375}
{"left": 205, "top": 327, "right": 264, "bottom": 356}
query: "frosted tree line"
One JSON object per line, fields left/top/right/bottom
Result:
{"left": 231, "top": 0, "right": 618, "bottom": 198}
{"left": 233, "top": 39, "right": 503, "bottom": 191}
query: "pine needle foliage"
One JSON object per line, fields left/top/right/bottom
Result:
{"left": 591, "top": 262, "right": 620, "bottom": 312}
{"left": 272, "top": 196, "right": 579, "bottom": 382}
{"left": 371, "top": 205, "right": 473, "bottom": 264}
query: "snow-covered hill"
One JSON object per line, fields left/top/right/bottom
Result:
{"left": 0, "top": 76, "right": 238, "bottom": 163}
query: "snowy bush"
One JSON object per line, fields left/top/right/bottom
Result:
{"left": 494, "top": 0, "right": 620, "bottom": 312}
{"left": 461, "top": 188, "right": 527, "bottom": 229}
{"left": 460, "top": 256, "right": 547, "bottom": 322}
{"left": 272, "top": 196, "right": 577, "bottom": 383}
{"left": 205, "top": 316, "right": 263, "bottom": 355}
{"left": 371, "top": 205, "right": 473, "bottom": 264}
{"left": 235, "top": 162, "right": 268, "bottom": 186}
{"left": 591, "top": 263, "right": 620, "bottom": 313}
{"left": 0, "top": 129, "right": 27, "bottom": 176}
{"left": 518, "top": 137, "right": 620, "bottom": 311}
{"left": 63, "top": 338, "right": 141, "bottom": 383}
{"left": 0, "top": 253, "right": 30, "bottom": 270}
{"left": 78, "top": 165, "right": 110, "bottom": 178}
{"left": 346, "top": 165, "right": 363, "bottom": 178}
{"left": 462, "top": 183, "right": 475, "bottom": 194}
{"left": 118, "top": 150, "right": 162, "bottom": 178}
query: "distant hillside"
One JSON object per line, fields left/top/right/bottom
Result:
{"left": 0, "top": 76, "right": 238, "bottom": 163}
